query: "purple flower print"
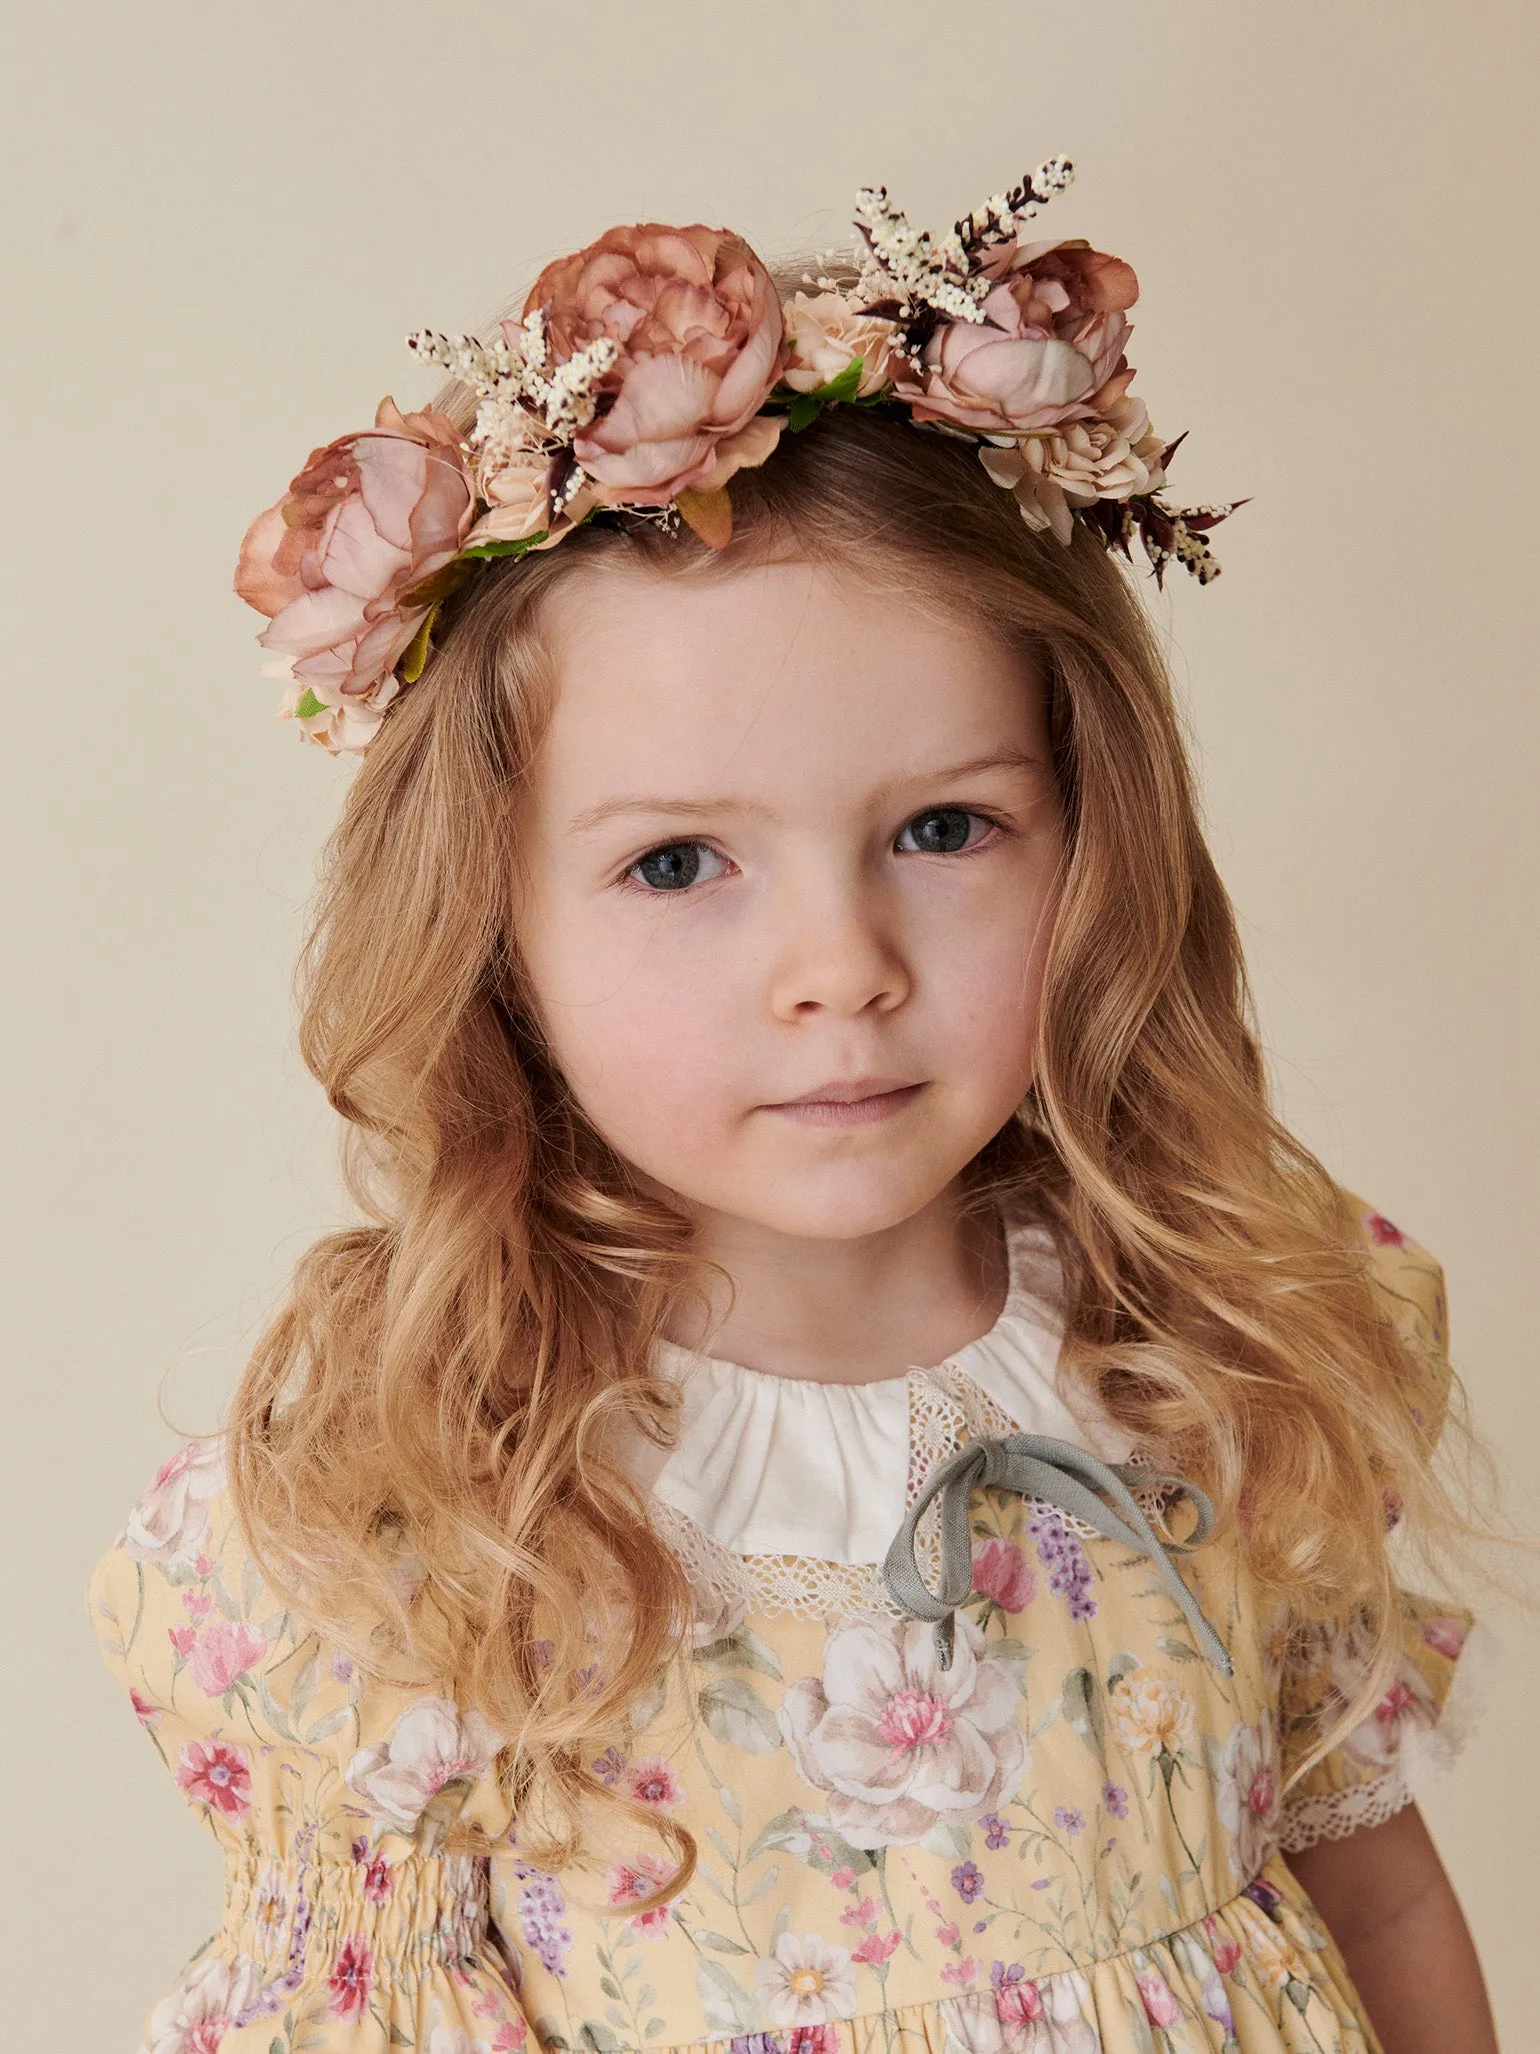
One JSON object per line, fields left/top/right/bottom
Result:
{"left": 729, "top": 2039, "right": 782, "bottom": 2054}
{"left": 1027, "top": 1508, "right": 1097, "bottom": 1621}
{"left": 1243, "top": 1876, "right": 1283, "bottom": 1921}
{"left": 951, "top": 1861, "right": 985, "bottom": 1904}
{"left": 981, "top": 1812, "right": 1012, "bottom": 1850}
{"left": 1053, "top": 1805, "right": 1085, "bottom": 1836}
{"left": 516, "top": 1865, "right": 574, "bottom": 1977}
{"left": 1102, "top": 1781, "right": 1129, "bottom": 1819}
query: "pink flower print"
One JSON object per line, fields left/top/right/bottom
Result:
{"left": 936, "top": 1921, "right": 960, "bottom": 1948}
{"left": 940, "top": 1956, "right": 980, "bottom": 1988}
{"left": 1365, "top": 1211, "right": 1407, "bottom": 1247}
{"left": 971, "top": 1538, "right": 1036, "bottom": 1614}
{"left": 839, "top": 1897, "right": 879, "bottom": 1930}
{"left": 992, "top": 1962, "right": 1044, "bottom": 2026}
{"left": 787, "top": 2029, "right": 840, "bottom": 2054}
{"left": 327, "top": 1935, "right": 373, "bottom": 2020}
{"left": 828, "top": 1866, "right": 855, "bottom": 1891}
{"left": 129, "top": 1688, "right": 161, "bottom": 1726}
{"left": 605, "top": 1853, "right": 676, "bottom": 1937}
{"left": 1377, "top": 1679, "right": 1418, "bottom": 1725}
{"left": 626, "top": 1755, "right": 684, "bottom": 1810}
{"left": 1423, "top": 1616, "right": 1469, "bottom": 1661}
{"left": 492, "top": 2024, "right": 528, "bottom": 2053}
{"left": 194, "top": 1552, "right": 214, "bottom": 1577}
{"left": 189, "top": 1619, "right": 267, "bottom": 1697}
{"left": 1137, "top": 1968, "right": 1183, "bottom": 2028}
{"left": 1202, "top": 1915, "right": 1243, "bottom": 1975}
{"left": 183, "top": 1587, "right": 213, "bottom": 1621}
{"left": 951, "top": 1861, "right": 984, "bottom": 1903}
{"left": 877, "top": 1688, "right": 955, "bottom": 1750}
{"left": 850, "top": 1930, "right": 901, "bottom": 1966}
{"left": 175, "top": 1738, "right": 253, "bottom": 1818}
{"left": 168, "top": 1624, "right": 197, "bottom": 1661}
{"left": 122, "top": 1436, "right": 225, "bottom": 1572}
{"left": 361, "top": 1855, "right": 392, "bottom": 1903}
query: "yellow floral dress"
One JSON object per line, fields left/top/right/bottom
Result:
{"left": 88, "top": 1202, "right": 1481, "bottom": 2054}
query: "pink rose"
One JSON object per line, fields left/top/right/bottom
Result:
{"left": 234, "top": 395, "right": 475, "bottom": 707}
{"left": 782, "top": 290, "right": 897, "bottom": 396}
{"left": 189, "top": 1619, "right": 268, "bottom": 1697}
{"left": 897, "top": 236, "right": 1138, "bottom": 438}
{"left": 1422, "top": 1616, "right": 1469, "bottom": 1661}
{"left": 529, "top": 222, "right": 788, "bottom": 503}
{"left": 971, "top": 1538, "right": 1036, "bottom": 1614}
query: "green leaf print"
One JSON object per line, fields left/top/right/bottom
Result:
{"left": 1106, "top": 1650, "right": 1141, "bottom": 1691}
{"left": 745, "top": 1806, "right": 876, "bottom": 1876}
{"left": 580, "top": 2023, "right": 622, "bottom": 2053}
{"left": 696, "top": 1959, "right": 761, "bottom": 2034}
{"left": 1157, "top": 1635, "right": 1203, "bottom": 1662}
{"left": 921, "top": 1818, "right": 973, "bottom": 1861}
{"left": 1061, "top": 1666, "right": 1107, "bottom": 1759}
{"left": 697, "top": 1676, "right": 782, "bottom": 1753}
{"left": 694, "top": 1624, "right": 784, "bottom": 1680}
{"left": 695, "top": 1929, "right": 753, "bottom": 1954}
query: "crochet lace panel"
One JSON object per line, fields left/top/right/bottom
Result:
{"left": 657, "top": 1365, "right": 1172, "bottom": 1624}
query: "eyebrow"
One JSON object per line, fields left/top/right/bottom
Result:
{"left": 565, "top": 749, "right": 1047, "bottom": 836}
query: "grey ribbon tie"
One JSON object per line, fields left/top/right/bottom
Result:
{"left": 882, "top": 1432, "right": 1233, "bottom": 1675}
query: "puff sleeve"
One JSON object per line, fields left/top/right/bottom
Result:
{"left": 1275, "top": 1200, "right": 1491, "bottom": 1853}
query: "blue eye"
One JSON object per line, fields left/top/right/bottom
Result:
{"left": 897, "top": 808, "right": 989, "bottom": 855}
{"left": 626, "top": 841, "right": 728, "bottom": 893}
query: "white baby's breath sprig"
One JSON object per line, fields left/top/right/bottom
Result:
{"left": 852, "top": 187, "right": 984, "bottom": 323}
{"left": 956, "top": 155, "right": 1076, "bottom": 250}
{"left": 405, "top": 327, "right": 522, "bottom": 398}
{"left": 406, "top": 308, "right": 618, "bottom": 447}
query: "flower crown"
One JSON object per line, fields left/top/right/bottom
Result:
{"left": 235, "top": 157, "right": 1244, "bottom": 754}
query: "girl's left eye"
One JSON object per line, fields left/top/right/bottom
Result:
{"left": 623, "top": 841, "right": 729, "bottom": 893}
{"left": 895, "top": 807, "right": 997, "bottom": 856}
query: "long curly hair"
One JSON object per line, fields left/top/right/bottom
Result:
{"left": 228, "top": 388, "right": 1471, "bottom": 1884}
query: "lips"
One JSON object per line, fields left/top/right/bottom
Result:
{"left": 772, "top": 1077, "right": 919, "bottom": 1106}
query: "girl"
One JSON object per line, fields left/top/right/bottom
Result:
{"left": 89, "top": 162, "right": 1497, "bottom": 2053}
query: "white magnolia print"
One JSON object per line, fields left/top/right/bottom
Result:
{"left": 137, "top": 1951, "right": 263, "bottom": 2054}
{"left": 780, "top": 1610, "right": 1028, "bottom": 1848}
{"left": 345, "top": 1694, "right": 502, "bottom": 1836}
{"left": 1217, "top": 1707, "right": 1281, "bottom": 1877}
{"left": 121, "top": 1437, "right": 226, "bottom": 1573}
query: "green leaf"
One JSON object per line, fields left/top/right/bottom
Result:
{"left": 694, "top": 1624, "right": 784, "bottom": 1681}
{"left": 293, "top": 689, "right": 327, "bottom": 723}
{"left": 921, "top": 1819, "right": 972, "bottom": 1861}
{"left": 1062, "top": 1666, "right": 1107, "bottom": 1759}
{"left": 697, "top": 1676, "right": 782, "bottom": 1754}
{"left": 1157, "top": 1635, "right": 1203, "bottom": 1662}
{"left": 786, "top": 394, "right": 823, "bottom": 433}
{"left": 397, "top": 604, "right": 439, "bottom": 686}
{"left": 694, "top": 1929, "right": 752, "bottom": 1955}
{"left": 270, "top": 2040, "right": 286, "bottom": 2054}
{"left": 461, "top": 532, "right": 548, "bottom": 560}
{"left": 1106, "top": 1651, "right": 1141, "bottom": 1692}
{"left": 810, "top": 355, "right": 867, "bottom": 405}
{"left": 598, "top": 1978, "right": 621, "bottom": 2002}
{"left": 580, "top": 2023, "right": 621, "bottom": 2054}
{"left": 695, "top": 1959, "right": 760, "bottom": 2035}
{"left": 303, "top": 1706, "right": 351, "bottom": 1746}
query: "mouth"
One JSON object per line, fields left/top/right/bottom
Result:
{"left": 764, "top": 1078, "right": 926, "bottom": 1127}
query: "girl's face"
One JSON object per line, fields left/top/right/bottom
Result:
{"left": 514, "top": 558, "right": 1064, "bottom": 1245}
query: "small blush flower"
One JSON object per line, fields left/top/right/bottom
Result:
{"left": 174, "top": 1738, "right": 252, "bottom": 1818}
{"left": 183, "top": 1588, "right": 213, "bottom": 1620}
{"left": 1102, "top": 1780, "right": 1129, "bottom": 1818}
{"left": 625, "top": 1756, "right": 684, "bottom": 1810}
{"left": 951, "top": 1861, "right": 985, "bottom": 1904}
{"left": 839, "top": 1897, "right": 879, "bottom": 1930}
{"left": 327, "top": 1936, "right": 373, "bottom": 2021}
{"left": 129, "top": 1688, "right": 161, "bottom": 1726}
{"left": 940, "top": 1956, "right": 980, "bottom": 1988}
{"left": 492, "top": 2025, "right": 528, "bottom": 2053}
{"left": 362, "top": 1856, "right": 392, "bottom": 1904}
{"left": 829, "top": 1866, "right": 856, "bottom": 1892}
{"left": 850, "top": 1930, "right": 901, "bottom": 1966}
{"left": 592, "top": 1745, "right": 628, "bottom": 1785}
{"left": 1203, "top": 1915, "right": 1244, "bottom": 1976}
{"left": 1423, "top": 1616, "right": 1469, "bottom": 1661}
{"left": 168, "top": 1625, "right": 197, "bottom": 1661}
{"left": 971, "top": 1538, "right": 1036, "bottom": 1615}
{"left": 194, "top": 1552, "right": 214, "bottom": 1577}
{"left": 1365, "top": 1212, "right": 1408, "bottom": 1246}
{"left": 936, "top": 1921, "right": 960, "bottom": 1949}
{"left": 1137, "top": 1968, "right": 1183, "bottom": 2029}
{"left": 605, "top": 1853, "right": 676, "bottom": 1938}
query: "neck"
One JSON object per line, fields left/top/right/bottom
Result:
{"left": 662, "top": 1189, "right": 1010, "bottom": 1385}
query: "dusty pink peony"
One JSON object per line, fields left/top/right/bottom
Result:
{"left": 781, "top": 290, "right": 897, "bottom": 396}
{"left": 189, "top": 1618, "right": 268, "bottom": 1697}
{"left": 896, "top": 236, "right": 1138, "bottom": 438}
{"left": 528, "top": 222, "right": 787, "bottom": 503}
{"left": 233, "top": 396, "right": 475, "bottom": 711}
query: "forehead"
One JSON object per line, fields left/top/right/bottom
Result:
{"left": 529, "top": 558, "right": 1046, "bottom": 813}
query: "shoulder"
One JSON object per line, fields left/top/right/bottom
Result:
{"left": 1340, "top": 1190, "right": 1453, "bottom": 1446}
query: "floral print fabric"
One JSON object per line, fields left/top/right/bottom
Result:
{"left": 89, "top": 1208, "right": 1475, "bottom": 2053}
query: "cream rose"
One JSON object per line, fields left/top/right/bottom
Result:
{"left": 781, "top": 290, "right": 897, "bottom": 396}
{"left": 980, "top": 395, "right": 1166, "bottom": 544}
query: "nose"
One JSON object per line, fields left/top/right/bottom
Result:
{"left": 763, "top": 867, "right": 911, "bottom": 1021}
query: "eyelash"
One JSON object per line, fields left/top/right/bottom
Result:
{"left": 616, "top": 808, "right": 1009, "bottom": 897}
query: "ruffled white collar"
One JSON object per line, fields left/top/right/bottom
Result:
{"left": 626, "top": 1216, "right": 1132, "bottom": 1566}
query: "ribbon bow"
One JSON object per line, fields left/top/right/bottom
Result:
{"left": 882, "top": 1432, "right": 1233, "bottom": 1674}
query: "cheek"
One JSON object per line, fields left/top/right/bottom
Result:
{"left": 914, "top": 870, "right": 1057, "bottom": 1087}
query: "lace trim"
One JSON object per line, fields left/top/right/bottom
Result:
{"left": 662, "top": 1365, "right": 1177, "bottom": 1625}
{"left": 1276, "top": 1618, "right": 1498, "bottom": 1852}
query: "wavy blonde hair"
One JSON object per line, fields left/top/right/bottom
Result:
{"left": 229, "top": 387, "right": 1473, "bottom": 1883}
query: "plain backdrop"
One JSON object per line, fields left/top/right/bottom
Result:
{"left": 3, "top": 1, "right": 1536, "bottom": 2042}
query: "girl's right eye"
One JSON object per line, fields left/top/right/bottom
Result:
{"left": 623, "top": 841, "right": 729, "bottom": 894}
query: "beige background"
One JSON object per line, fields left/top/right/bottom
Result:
{"left": 4, "top": 1, "right": 1536, "bottom": 2042}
